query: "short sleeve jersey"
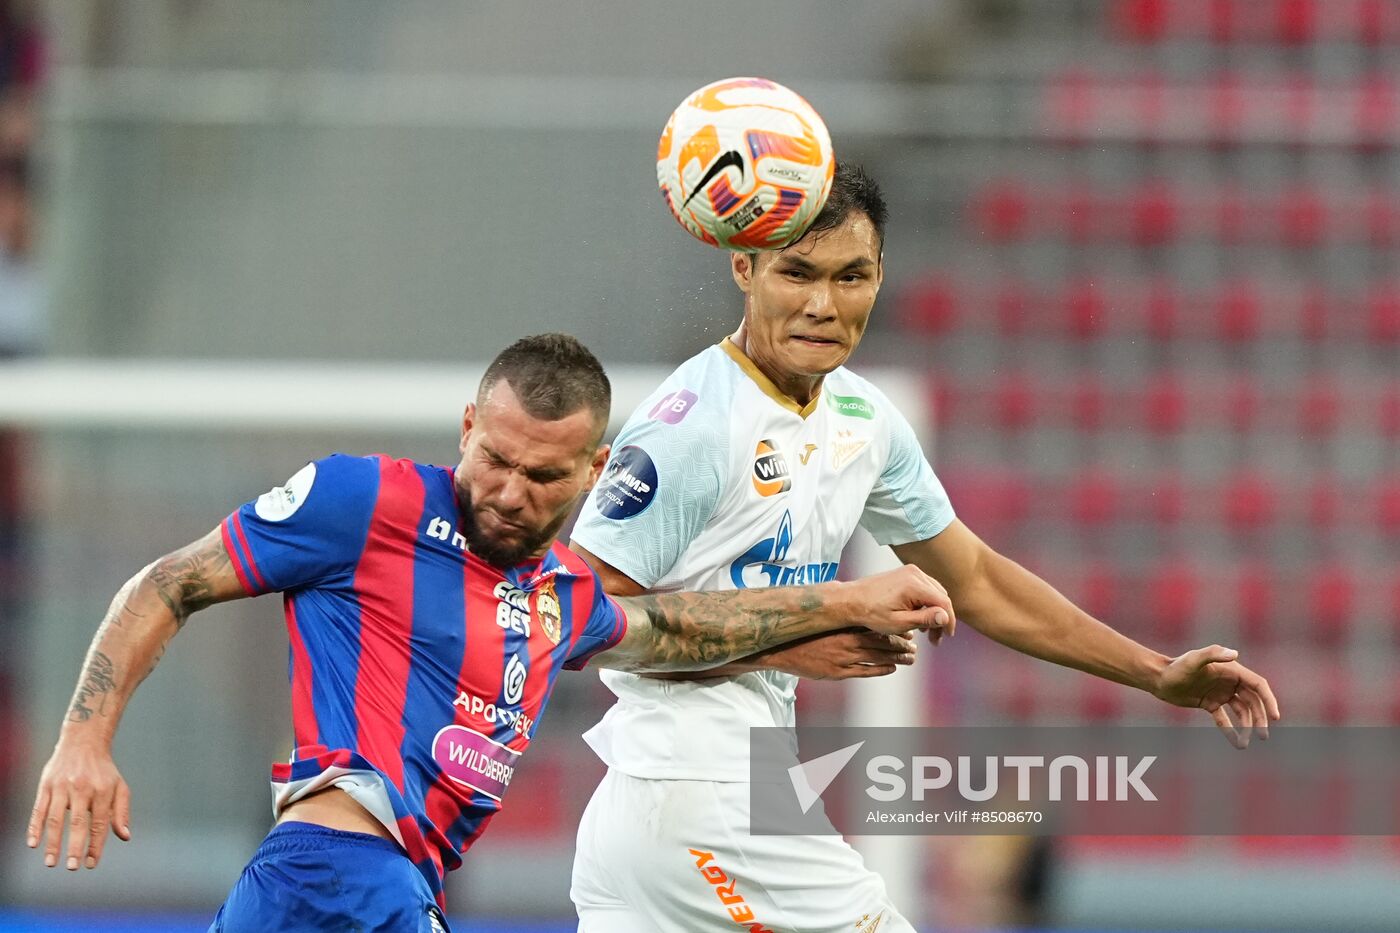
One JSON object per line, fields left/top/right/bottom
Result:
{"left": 220, "top": 454, "right": 626, "bottom": 908}
{"left": 570, "top": 339, "right": 954, "bottom": 781}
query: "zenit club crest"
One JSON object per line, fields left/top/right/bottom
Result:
{"left": 751, "top": 438, "right": 792, "bottom": 497}
{"left": 534, "top": 577, "right": 562, "bottom": 645}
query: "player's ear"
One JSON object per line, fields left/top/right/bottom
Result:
{"left": 585, "top": 443, "right": 611, "bottom": 491}
{"left": 458, "top": 403, "right": 476, "bottom": 455}
{"left": 731, "top": 250, "right": 755, "bottom": 293}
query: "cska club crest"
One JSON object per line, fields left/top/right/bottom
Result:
{"left": 534, "top": 578, "right": 562, "bottom": 645}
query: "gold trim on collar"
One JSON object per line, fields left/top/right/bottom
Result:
{"left": 719, "top": 336, "right": 821, "bottom": 419}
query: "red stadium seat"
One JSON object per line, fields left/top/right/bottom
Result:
{"left": 1305, "top": 474, "right": 1342, "bottom": 535}
{"left": 942, "top": 469, "right": 1032, "bottom": 538}
{"left": 1217, "top": 280, "right": 1261, "bottom": 344}
{"left": 1298, "top": 287, "right": 1331, "bottom": 343}
{"left": 1063, "top": 183, "right": 1100, "bottom": 244}
{"left": 1298, "top": 377, "right": 1341, "bottom": 437}
{"left": 1145, "top": 558, "right": 1200, "bottom": 645}
{"left": 1079, "top": 560, "right": 1122, "bottom": 621}
{"left": 1223, "top": 470, "right": 1278, "bottom": 535}
{"left": 971, "top": 180, "right": 1029, "bottom": 243}
{"left": 1080, "top": 679, "right": 1125, "bottom": 723}
{"left": 1113, "top": 0, "right": 1169, "bottom": 42}
{"left": 1065, "top": 278, "right": 1107, "bottom": 340}
{"left": 1379, "top": 385, "right": 1400, "bottom": 438}
{"left": 1281, "top": 185, "right": 1327, "bottom": 249}
{"left": 1068, "top": 468, "right": 1121, "bottom": 529}
{"left": 1132, "top": 180, "right": 1178, "bottom": 246}
{"left": 1376, "top": 478, "right": 1400, "bottom": 538}
{"left": 1356, "top": 75, "right": 1398, "bottom": 150}
{"left": 1235, "top": 560, "right": 1276, "bottom": 646}
{"left": 1277, "top": 0, "right": 1319, "bottom": 46}
{"left": 1307, "top": 563, "right": 1355, "bottom": 647}
{"left": 993, "top": 374, "right": 1038, "bottom": 432}
{"left": 928, "top": 375, "right": 958, "bottom": 430}
{"left": 901, "top": 276, "right": 959, "bottom": 336}
{"left": 1144, "top": 374, "right": 1188, "bottom": 436}
{"left": 1367, "top": 284, "right": 1400, "bottom": 344}
{"left": 1216, "top": 182, "right": 1249, "bottom": 243}
{"left": 1365, "top": 189, "right": 1398, "bottom": 246}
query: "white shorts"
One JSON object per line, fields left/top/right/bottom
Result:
{"left": 571, "top": 768, "right": 914, "bottom": 933}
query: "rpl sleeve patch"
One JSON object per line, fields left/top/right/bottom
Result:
{"left": 253, "top": 461, "right": 317, "bottom": 522}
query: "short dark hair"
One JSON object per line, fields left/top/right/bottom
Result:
{"left": 479, "top": 333, "right": 611, "bottom": 434}
{"left": 794, "top": 160, "right": 888, "bottom": 249}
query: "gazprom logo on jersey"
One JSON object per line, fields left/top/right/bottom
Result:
{"left": 827, "top": 392, "right": 876, "bottom": 420}
{"left": 595, "top": 445, "right": 658, "bottom": 519}
{"left": 648, "top": 389, "right": 699, "bottom": 425}
{"left": 432, "top": 725, "right": 520, "bottom": 801}
{"left": 729, "top": 510, "right": 839, "bottom": 589}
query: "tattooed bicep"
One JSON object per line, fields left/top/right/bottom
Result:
{"left": 146, "top": 528, "right": 248, "bottom": 625}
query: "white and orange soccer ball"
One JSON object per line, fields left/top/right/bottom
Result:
{"left": 657, "top": 77, "right": 835, "bottom": 252}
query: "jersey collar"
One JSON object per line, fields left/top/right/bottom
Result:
{"left": 719, "top": 336, "right": 822, "bottom": 420}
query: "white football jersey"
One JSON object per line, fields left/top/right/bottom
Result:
{"left": 571, "top": 338, "right": 955, "bottom": 781}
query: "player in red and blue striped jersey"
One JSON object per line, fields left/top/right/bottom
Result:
{"left": 27, "top": 334, "right": 952, "bottom": 932}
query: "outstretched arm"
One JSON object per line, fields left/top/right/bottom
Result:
{"left": 27, "top": 529, "right": 248, "bottom": 871}
{"left": 894, "top": 520, "right": 1280, "bottom": 748}
{"left": 590, "top": 563, "right": 952, "bottom": 673}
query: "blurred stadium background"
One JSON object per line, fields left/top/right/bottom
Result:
{"left": 3, "top": 0, "right": 1400, "bottom": 929}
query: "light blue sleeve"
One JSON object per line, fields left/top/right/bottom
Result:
{"left": 860, "top": 407, "right": 956, "bottom": 546}
{"left": 570, "top": 401, "right": 728, "bottom": 588}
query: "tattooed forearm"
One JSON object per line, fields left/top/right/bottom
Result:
{"left": 610, "top": 586, "right": 836, "bottom": 673}
{"left": 67, "top": 651, "right": 117, "bottom": 723}
{"left": 147, "top": 538, "right": 231, "bottom": 629}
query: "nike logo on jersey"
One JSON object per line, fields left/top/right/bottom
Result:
{"left": 681, "top": 150, "right": 745, "bottom": 210}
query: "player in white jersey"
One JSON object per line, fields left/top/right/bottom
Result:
{"left": 569, "top": 164, "right": 1280, "bottom": 932}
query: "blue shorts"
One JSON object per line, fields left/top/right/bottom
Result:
{"left": 210, "top": 821, "right": 449, "bottom": 932}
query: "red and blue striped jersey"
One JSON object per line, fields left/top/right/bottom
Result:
{"left": 218, "top": 453, "right": 627, "bottom": 908}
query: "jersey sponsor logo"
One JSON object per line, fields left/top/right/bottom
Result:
{"left": 432, "top": 724, "right": 520, "bottom": 801}
{"left": 454, "top": 690, "right": 536, "bottom": 737}
{"left": 729, "top": 509, "right": 838, "bottom": 588}
{"left": 594, "top": 445, "right": 658, "bottom": 519}
{"left": 533, "top": 577, "right": 562, "bottom": 645}
{"left": 832, "top": 430, "right": 870, "bottom": 472}
{"left": 827, "top": 391, "right": 876, "bottom": 420}
{"left": 648, "top": 388, "right": 699, "bottom": 425}
{"left": 687, "top": 848, "right": 774, "bottom": 932}
{"left": 494, "top": 581, "right": 532, "bottom": 637}
{"left": 502, "top": 653, "right": 527, "bottom": 705}
{"left": 425, "top": 515, "right": 468, "bottom": 550}
{"left": 253, "top": 461, "right": 317, "bottom": 522}
{"left": 751, "top": 439, "right": 791, "bottom": 497}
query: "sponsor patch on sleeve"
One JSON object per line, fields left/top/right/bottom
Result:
{"left": 253, "top": 461, "right": 317, "bottom": 522}
{"left": 593, "top": 445, "right": 658, "bottom": 519}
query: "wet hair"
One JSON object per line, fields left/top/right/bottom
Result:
{"left": 478, "top": 333, "right": 611, "bottom": 434}
{"left": 794, "top": 160, "right": 888, "bottom": 248}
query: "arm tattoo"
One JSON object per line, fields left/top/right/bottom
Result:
{"left": 148, "top": 538, "right": 231, "bottom": 629}
{"left": 67, "top": 651, "right": 117, "bottom": 723}
{"left": 617, "top": 588, "right": 829, "bottom": 672}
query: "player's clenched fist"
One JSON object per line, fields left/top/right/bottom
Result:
{"left": 843, "top": 563, "right": 956, "bottom": 640}
{"left": 27, "top": 739, "right": 132, "bottom": 871}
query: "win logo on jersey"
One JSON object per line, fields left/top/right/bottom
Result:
{"left": 729, "top": 510, "right": 838, "bottom": 588}
{"left": 751, "top": 439, "right": 792, "bottom": 497}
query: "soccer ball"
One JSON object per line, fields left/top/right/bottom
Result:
{"left": 657, "top": 77, "right": 835, "bottom": 252}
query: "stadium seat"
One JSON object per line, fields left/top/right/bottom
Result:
{"left": 1378, "top": 385, "right": 1400, "bottom": 438}
{"left": 970, "top": 180, "right": 1029, "bottom": 243}
{"left": 1144, "top": 374, "right": 1188, "bottom": 435}
{"left": 1217, "top": 280, "right": 1262, "bottom": 344}
{"left": 1079, "top": 560, "right": 1122, "bottom": 621}
{"left": 1132, "top": 180, "right": 1178, "bottom": 246}
{"left": 1065, "top": 278, "right": 1107, "bottom": 339}
{"left": 1367, "top": 284, "right": 1400, "bottom": 344}
{"left": 1148, "top": 471, "right": 1186, "bottom": 527}
{"left": 901, "top": 275, "right": 959, "bottom": 336}
{"left": 1298, "top": 376, "right": 1341, "bottom": 437}
{"left": 1356, "top": 75, "right": 1398, "bottom": 150}
{"left": 1305, "top": 474, "right": 1343, "bottom": 534}
{"left": 1080, "top": 679, "right": 1125, "bottom": 722}
{"left": 994, "top": 281, "right": 1034, "bottom": 338}
{"left": 1235, "top": 560, "right": 1276, "bottom": 646}
{"left": 1298, "top": 286, "right": 1331, "bottom": 343}
{"left": 928, "top": 375, "right": 958, "bottom": 430}
{"left": 1224, "top": 376, "right": 1261, "bottom": 433}
{"left": 1222, "top": 470, "right": 1278, "bottom": 535}
{"left": 1277, "top": 0, "right": 1319, "bottom": 46}
{"left": 1070, "top": 376, "right": 1107, "bottom": 432}
{"left": 1068, "top": 468, "right": 1121, "bottom": 529}
{"left": 1307, "top": 563, "right": 1355, "bottom": 647}
{"left": 1375, "top": 478, "right": 1400, "bottom": 538}
{"left": 1112, "top": 0, "right": 1168, "bottom": 42}
{"left": 1281, "top": 185, "right": 1327, "bottom": 248}
{"left": 1063, "top": 183, "right": 1100, "bottom": 244}
{"left": 1144, "top": 558, "right": 1200, "bottom": 645}
{"left": 993, "top": 374, "right": 1038, "bottom": 432}
{"left": 1144, "top": 278, "right": 1179, "bottom": 341}
{"left": 1364, "top": 189, "right": 1398, "bottom": 246}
